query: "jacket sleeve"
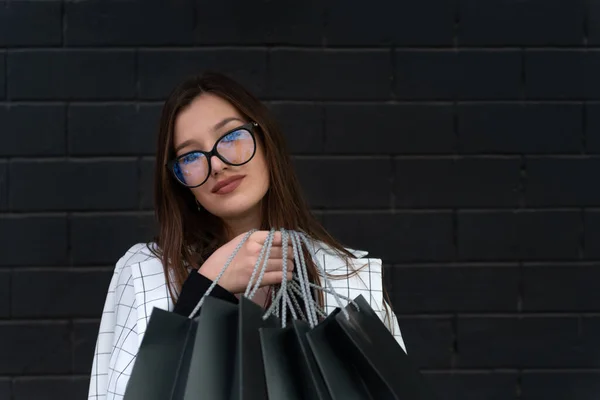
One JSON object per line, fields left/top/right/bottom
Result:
{"left": 88, "top": 249, "right": 239, "bottom": 399}
{"left": 319, "top": 253, "right": 408, "bottom": 353}
{"left": 173, "top": 270, "right": 239, "bottom": 317}
{"left": 88, "top": 251, "right": 141, "bottom": 400}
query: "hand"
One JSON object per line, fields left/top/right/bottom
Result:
{"left": 198, "top": 230, "right": 295, "bottom": 294}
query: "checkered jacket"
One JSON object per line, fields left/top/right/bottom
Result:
{"left": 87, "top": 240, "right": 406, "bottom": 399}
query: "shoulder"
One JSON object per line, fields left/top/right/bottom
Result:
{"left": 305, "top": 239, "right": 384, "bottom": 296}
{"left": 116, "top": 242, "right": 161, "bottom": 268}
{"left": 113, "top": 242, "right": 175, "bottom": 316}
{"left": 114, "top": 242, "right": 168, "bottom": 281}
{"left": 305, "top": 238, "right": 379, "bottom": 275}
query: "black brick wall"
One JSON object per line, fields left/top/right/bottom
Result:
{"left": 1, "top": 0, "right": 599, "bottom": 399}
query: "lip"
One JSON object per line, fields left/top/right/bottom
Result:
{"left": 211, "top": 175, "right": 245, "bottom": 194}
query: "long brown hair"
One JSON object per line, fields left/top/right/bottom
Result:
{"left": 151, "top": 71, "right": 356, "bottom": 306}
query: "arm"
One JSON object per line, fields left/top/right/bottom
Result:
{"left": 172, "top": 270, "right": 239, "bottom": 316}
{"left": 87, "top": 245, "right": 240, "bottom": 399}
{"left": 88, "top": 254, "right": 139, "bottom": 400}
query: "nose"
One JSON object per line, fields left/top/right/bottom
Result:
{"left": 210, "top": 154, "right": 227, "bottom": 176}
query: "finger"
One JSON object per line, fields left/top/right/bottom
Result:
{"left": 251, "top": 231, "right": 289, "bottom": 247}
{"left": 261, "top": 258, "right": 295, "bottom": 272}
{"left": 267, "top": 244, "right": 295, "bottom": 259}
{"left": 249, "top": 230, "right": 275, "bottom": 245}
{"left": 261, "top": 271, "right": 293, "bottom": 286}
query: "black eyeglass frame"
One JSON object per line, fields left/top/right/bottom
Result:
{"left": 166, "top": 121, "right": 259, "bottom": 188}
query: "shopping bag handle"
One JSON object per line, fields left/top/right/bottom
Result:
{"left": 187, "top": 228, "right": 359, "bottom": 325}
{"left": 262, "top": 230, "right": 358, "bottom": 327}
{"left": 187, "top": 229, "right": 258, "bottom": 318}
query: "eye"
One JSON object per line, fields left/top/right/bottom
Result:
{"left": 180, "top": 152, "right": 203, "bottom": 164}
{"left": 221, "top": 129, "right": 244, "bottom": 143}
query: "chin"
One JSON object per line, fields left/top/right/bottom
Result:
{"left": 204, "top": 194, "right": 262, "bottom": 220}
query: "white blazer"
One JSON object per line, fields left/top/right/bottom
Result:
{"left": 87, "top": 240, "right": 406, "bottom": 400}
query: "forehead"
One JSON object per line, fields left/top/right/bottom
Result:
{"left": 174, "top": 93, "right": 243, "bottom": 146}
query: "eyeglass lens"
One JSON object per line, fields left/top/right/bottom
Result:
{"left": 173, "top": 128, "right": 255, "bottom": 187}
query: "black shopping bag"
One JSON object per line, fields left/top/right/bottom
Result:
{"left": 184, "top": 294, "right": 280, "bottom": 400}
{"left": 233, "top": 296, "right": 279, "bottom": 400}
{"left": 335, "top": 295, "right": 438, "bottom": 400}
{"left": 293, "top": 319, "right": 333, "bottom": 400}
{"left": 183, "top": 296, "right": 238, "bottom": 400}
{"left": 260, "top": 319, "right": 332, "bottom": 400}
{"left": 306, "top": 309, "right": 375, "bottom": 400}
{"left": 123, "top": 308, "right": 198, "bottom": 400}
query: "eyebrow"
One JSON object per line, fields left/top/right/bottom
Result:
{"left": 174, "top": 117, "right": 244, "bottom": 154}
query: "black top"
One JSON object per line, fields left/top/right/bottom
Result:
{"left": 172, "top": 270, "right": 239, "bottom": 316}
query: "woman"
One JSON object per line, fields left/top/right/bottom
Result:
{"left": 88, "top": 71, "right": 406, "bottom": 400}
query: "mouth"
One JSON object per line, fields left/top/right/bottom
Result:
{"left": 211, "top": 175, "right": 245, "bottom": 195}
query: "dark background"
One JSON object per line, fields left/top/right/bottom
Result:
{"left": 1, "top": 0, "right": 600, "bottom": 399}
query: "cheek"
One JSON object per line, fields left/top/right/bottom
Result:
{"left": 253, "top": 151, "right": 270, "bottom": 187}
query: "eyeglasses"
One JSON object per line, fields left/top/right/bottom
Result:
{"left": 167, "top": 121, "right": 258, "bottom": 188}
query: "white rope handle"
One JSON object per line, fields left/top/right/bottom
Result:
{"left": 188, "top": 228, "right": 357, "bottom": 324}
{"left": 245, "top": 228, "right": 276, "bottom": 299}
{"left": 187, "top": 229, "right": 257, "bottom": 319}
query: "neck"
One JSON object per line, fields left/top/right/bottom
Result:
{"left": 223, "top": 204, "right": 262, "bottom": 240}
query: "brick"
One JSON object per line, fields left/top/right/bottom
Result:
{"left": 0, "top": 379, "right": 8, "bottom": 399}
{"left": 0, "top": 161, "right": 6, "bottom": 211}
{"left": 13, "top": 377, "right": 89, "bottom": 400}
{"left": 293, "top": 157, "right": 391, "bottom": 208}
{"left": 521, "top": 372, "right": 600, "bottom": 400}
{"left": 457, "top": 317, "right": 582, "bottom": 368}
{"left": 458, "top": 103, "right": 583, "bottom": 154}
{"left": 0, "top": 216, "right": 67, "bottom": 266}
{"left": 268, "top": 103, "right": 324, "bottom": 154}
{"left": 0, "top": 52, "right": 5, "bottom": 98}
{"left": 324, "top": 104, "right": 454, "bottom": 154}
{"left": 7, "top": 50, "right": 136, "bottom": 100}
{"left": 0, "top": 1, "right": 61, "bottom": 46}
{"left": 0, "top": 104, "right": 66, "bottom": 156}
{"left": 526, "top": 158, "right": 600, "bottom": 206}
{"left": 73, "top": 321, "right": 100, "bottom": 374}
{"left": 64, "top": 0, "right": 195, "bottom": 46}
{"left": 589, "top": 0, "right": 600, "bottom": 45}
{"left": 585, "top": 211, "right": 600, "bottom": 259}
{"left": 68, "top": 104, "right": 160, "bottom": 156}
{"left": 0, "top": 271, "right": 8, "bottom": 317}
{"left": 140, "top": 158, "right": 155, "bottom": 210}
{"left": 269, "top": 50, "right": 391, "bottom": 100}
{"left": 0, "top": 322, "right": 71, "bottom": 374}
{"left": 12, "top": 269, "right": 112, "bottom": 318}
{"left": 326, "top": 0, "right": 453, "bottom": 46}
{"left": 458, "top": 211, "right": 580, "bottom": 261}
{"left": 389, "top": 265, "right": 519, "bottom": 313}
{"left": 9, "top": 160, "right": 138, "bottom": 211}
{"left": 138, "top": 49, "right": 267, "bottom": 99}
{"left": 394, "top": 158, "right": 521, "bottom": 208}
{"left": 580, "top": 318, "right": 600, "bottom": 367}
{"left": 525, "top": 50, "right": 600, "bottom": 100}
{"left": 459, "top": 0, "right": 584, "bottom": 45}
{"left": 395, "top": 317, "right": 453, "bottom": 368}
{"left": 395, "top": 50, "right": 521, "bottom": 100}
{"left": 428, "top": 373, "right": 517, "bottom": 400}
{"left": 321, "top": 212, "right": 454, "bottom": 263}
{"left": 70, "top": 213, "right": 156, "bottom": 265}
{"left": 194, "top": 0, "right": 323, "bottom": 45}
{"left": 586, "top": 103, "right": 600, "bottom": 153}
{"left": 523, "top": 264, "right": 600, "bottom": 311}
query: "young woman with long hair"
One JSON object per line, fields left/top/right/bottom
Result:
{"left": 88, "top": 71, "right": 406, "bottom": 399}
